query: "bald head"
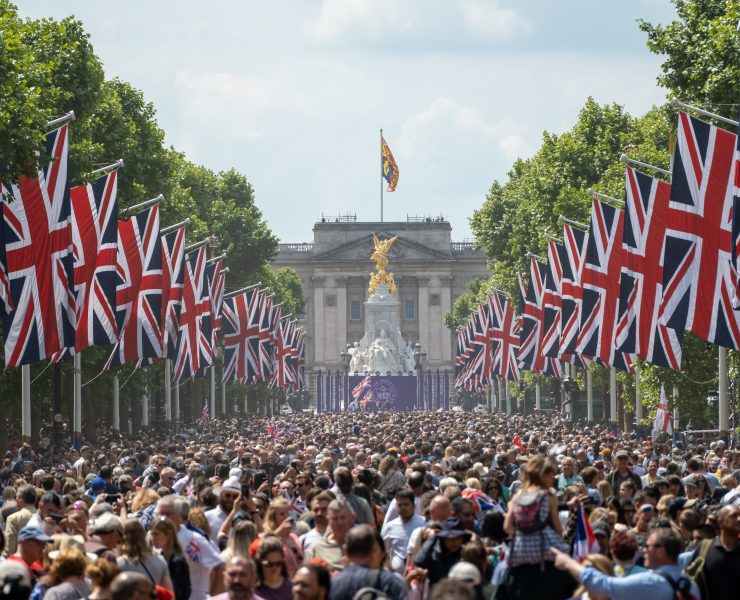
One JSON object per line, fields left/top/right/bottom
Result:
{"left": 429, "top": 495, "right": 451, "bottom": 522}
{"left": 111, "top": 572, "right": 152, "bottom": 600}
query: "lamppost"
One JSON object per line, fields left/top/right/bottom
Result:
{"left": 340, "top": 344, "right": 352, "bottom": 411}
{"left": 414, "top": 342, "right": 426, "bottom": 408}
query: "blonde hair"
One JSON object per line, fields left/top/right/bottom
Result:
{"left": 464, "top": 478, "right": 481, "bottom": 490}
{"left": 119, "top": 519, "right": 151, "bottom": 563}
{"left": 264, "top": 498, "right": 291, "bottom": 533}
{"left": 224, "top": 520, "right": 258, "bottom": 560}
{"left": 574, "top": 554, "right": 613, "bottom": 596}
{"left": 150, "top": 516, "right": 184, "bottom": 555}
{"left": 521, "top": 455, "right": 556, "bottom": 489}
{"left": 188, "top": 507, "right": 211, "bottom": 537}
{"left": 47, "top": 548, "right": 87, "bottom": 585}
{"left": 131, "top": 488, "right": 159, "bottom": 512}
{"left": 86, "top": 558, "right": 120, "bottom": 589}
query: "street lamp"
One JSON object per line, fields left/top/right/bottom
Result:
{"left": 413, "top": 342, "right": 426, "bottom": 373}
{"left": 340, "top": 344, "right": 352, "bottom": 374}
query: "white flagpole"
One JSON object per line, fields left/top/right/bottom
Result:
{"left": 610, "top": 367, "right": 617, "bottom": 422}
{"left": 21, "top": 365, "right": 31, "bottom": 443}
{"left": 719, "top": 346, "right": 729, "bottom": 434}
{"left": 112, "top": 374, "right": 120, "bottom": 430}
{"left": 141, "top": 389, "right": 149, "bottom": 428}
{"left": 73, "top": 353, "right": 82, "bottom": 444}
{"left": 210, "top": 366, "right": 216, "bottom": 419}
{"left": 535, "top": 383, "right": 541, "bottom": 411}
{"left": 173, "top": 380, "right": 180, "bottom": 433}
{"left": 586, "top": 369, "right": 593, "bottom": 421}
{"left": 635, "top": 366, "right": 643, "bottom": 422}
{"left": 672, "top": 386, "right": 679, "bottom": 433}
{"left": 164, "top": 359, "right": 172, "bottom": 423}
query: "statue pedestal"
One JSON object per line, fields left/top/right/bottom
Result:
{"left": 348, "top": 285, "right": 415, "bottom": 375}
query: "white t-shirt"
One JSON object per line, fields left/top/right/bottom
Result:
{"left": 205, "top": 506, "right": 228, "bottom": 536}
{"left": 177, "top": 526, "right": 223, "bottom": 600}
{"left": 381, "top": 514, "right": 426, "bottom": 573}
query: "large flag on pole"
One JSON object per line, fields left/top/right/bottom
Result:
{"left": 659, "top": 112, "right": 739, "bottom": 348}
{"left": 653, "top": 384, "right": 673, "bottom": 439}
{"left": 1, "top": 125, "right": 75, "bottom": 366}
{"left": 70, "top": 169, "right": 119, "bottom": 353}
{"left": 222, "top": 287, "right": 262, "bottom": 383}
{"left": 615, "top": 167, "right": 683, "bottom": 369}
{"left": 107, "top": 205, "right": 163, "bottom": 367}
{"left": 161, "top": 226, "right": 186, "bottom": 359}
{"left": 381, "top": 136, "right": 399, "bottom": 192}
{"left": 559, "top": 222, "right": 588, "bottom": 358}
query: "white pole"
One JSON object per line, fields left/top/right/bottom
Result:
{"left": 610, "top": 367, "right": 617, "bottom": 422}
{"left": 719, "top": 346, "right": 729, "bottom": 433}
{"left": 497, "top": 379, "right": 503, "bottom": 412}
{"left": 141, "top": 391, "right": 149, "bottom": 428}
{"left": 210, "top": 366, "right": 216, "bottom": 419}
{"left": 586, "top": 369, "right": 593, "bottom": 421}
{"left": 535, "top": 383, "right": 541, "bottom": 410}
{"left": 672, "top": 385, "right": 679, "bottom": 432}
{"left": 635, "top": 366, "right": 643, "bottom": 422}
{"left": 21, "top": 365, "right": 31, "bottom": 442}
{"left": 173, "top": 382, "right": 180, "bottom": 432}
{"left": 505, "top": 383, "right": 511, "bottom": 414}
{"left": 73, "top": 353, "right": 82, "bottom": 443}
{"left": 221, "top": 362, "right": 226, "bottom": 416}
{"left": 112, "top": 375, "right": 120, "bottom": 431}
{"left": 164, "top": 359, "right": 172, "bottom": 423}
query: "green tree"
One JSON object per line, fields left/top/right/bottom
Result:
{"left": 639, "top": 0, "right": 740, "bottom": 112}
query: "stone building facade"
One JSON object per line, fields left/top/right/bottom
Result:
{"left": 273, "top": 217, "right": 489, "bottom": 381}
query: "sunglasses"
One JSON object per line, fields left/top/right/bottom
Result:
{"left": 262, "top": 560, "right": 285, "bottom": 568}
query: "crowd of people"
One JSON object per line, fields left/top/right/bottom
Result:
{"left": 0, "top": 409, "right": 738, "bottom": 600}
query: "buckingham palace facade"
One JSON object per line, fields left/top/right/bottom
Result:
{"left": 273, "top": 216, "right": 490, "bottom": 382}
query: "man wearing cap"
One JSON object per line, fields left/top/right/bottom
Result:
{"left": 608, "top": 450, "right": 642, "bottom": 494}
{"left": 7, "top": 526, "right": 52, "bottom": 585}
{"left": 206, "top": 477, "right": 241, "bottom": 535}
{"left": 414, "top": 517, "right": 471, "bottom": 585}
{"left": 87, "top": 512, "right": 123, "bottom": 562}
{"left": 3, "top": 484, "right": 37, "bottom": 558}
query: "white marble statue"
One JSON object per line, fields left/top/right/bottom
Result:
{"left": 367, "top": 329, "right": 401, "bottom": 373}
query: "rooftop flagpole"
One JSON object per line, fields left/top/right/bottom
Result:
{"left": 380, "top": 128, "right": 384, "bottom": 223}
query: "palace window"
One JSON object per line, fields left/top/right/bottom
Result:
{"left": 350, "top": 299, "right": 361, "bottom": 321}
{"left": 405, "top": 298, "right": 415, "bottom": 321}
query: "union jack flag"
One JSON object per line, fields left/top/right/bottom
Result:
{"left": 206, "top": 259, "right": 225, "bottom": 343}
{"left": 490, "top": 292, "right": 520, "bottom": 382}
{"left": 542, "top": 239, "right": 565, "bottom": 358}
{"left": 161, "top": 226, "right": 186, "bottom": 359}
{"left": 295, "top": 328, "right": 305, "bottom": 389}
{"left": 455, "top": 302, "right": 492, "bottom": 391}
{"left": 271, "top": 315, "right": 295, "bottom": 389}
{"left": 173, "top": 247, "right": 213, "bottom": 382}
{"left": 197, "top": 404, "right": 210, "bottom": 430}
{"left": 70, "top": 170, "right": 119, "bottom": 354}
{"left": 352, "top": 375, "right": 372, "bottom": 400}
{"left": 222, "top": 287, "right": 262, "bottom": 383}
{"left": 1, "top": 125, "right": 75, "bottom": 366}
{"left": 577, "top": 198, "right": 634, "bottom": 370}
{"left": 455, "top": 319, "right": 479, "bottom": 390}
{"left": 659, "top": 113, "right": 739, "bottom": 348}
{"left": 616, "top": 167, "right": 683, "bottom": 369}
{"left": 258, "top": 295, "right": 275, "bottom": 380}
{"left": 732, "top": 111, "right": 740, "bottom": 302}
{"left": 518, "top": 259, "right": 561, "bottom": 377}
{"left": 359, "top": 390, "right": 374, "bottom": 411}
{"left": 559, "top": 222, "right": 587, "bottom": 357}
{"left": 107, "top": 205, "right": 162, "bottom": 368}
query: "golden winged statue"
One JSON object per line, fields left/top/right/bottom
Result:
{"left": 369, "top": 233, "right": 398, "bottom": 295}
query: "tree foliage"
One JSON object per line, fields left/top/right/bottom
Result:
{"left": 452, "top": 1, "right": 738, "bottom": 425}
{"left": 0, "top": 4, "right": 303, "bottom": 433}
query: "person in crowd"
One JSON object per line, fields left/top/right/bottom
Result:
{"left": 209, "top": 556, "right": 262, "bottom": 600}
{"left": 4, "top": 485, "right": 38, "bottom": 557}
{"left": 116, "top": 517, "right": 174, "bottom": 591}
{"left": 149, "top": 516, "right": 192, "bottom": 600}
{"left": 41, "top": 547, "right": 91, "bottom": 600}
{"left": 261, "top": 498, "right": 304, "bottom": 577}
{"left": 551, "top": 528, "right": 699, "bottom": 600}
{"left": 608, "top": 451, "right": 643, "bottom": 494}
{"left": 690, "top": 503, "right": 740, "bottom": 600}
{"left": 414, "top": 517, "right": 470, "bottom": 586}
{"left": 299, "top": 491, "right": 332, "bottom": 550}
{"left": 110, "top": 572, "right": 154, "bottom": 600}
{"left": 327, "top": 525, "right": 407, "bottom": 600}
{"left": 8, "top": 526, "right": 52, "bottom": 585}
{"left": 86, "top": 558, "right": 121, "bottom": 600}
{"left": 380, "top": 490, "right": 425, "bottom": 574}
{"left": 304, "top": 498, "right": 355, "bottom": 573}
{"left": 222, "top": 519, "right": 259, "bottom": 562}
{"left": 207, "top": 479, "right": 242, "bottom": 535}
{"left": 253, "top": 535, "right": 292, "bottom": 600}
{"left": 291, "top": 564, "right": 330, "bottom": 600}
{"left": 609, "top": 530, "right": 647, "bottom": 577}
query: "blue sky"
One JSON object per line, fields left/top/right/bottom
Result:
{"left": 21, "top": 1, "right": 678, "bottom": 243}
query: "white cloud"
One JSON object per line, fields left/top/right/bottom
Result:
{"left": 459, "top": 0, "right": 532, "bottom": 40}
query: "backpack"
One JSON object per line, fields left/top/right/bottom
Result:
{"left": 684, "top": 539, "right": 712, "bottom": 600}
{"left": 513, "top": 490, "right": 548, "bottom": 533}
{"left": 351, "top": 569, "right": 391, "bottom": 600}
{"left": 657, "top": 572, "right": 699, "bottom": 600}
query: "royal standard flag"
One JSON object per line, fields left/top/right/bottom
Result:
{"left": 381, "top": 136, "right": 399, "bottom": 192}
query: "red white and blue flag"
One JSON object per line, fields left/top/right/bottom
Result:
{"left": 616, "top": 167, "right": 683, "bottom": 369}
{"left": 107, "top": 205, "right": 163, "bottom": 368}
{"left": 258, "top": 295, "right": 276, "bottom": 381}
{"left": 1, "top": 125, "right": 75, "bottom": 366}
{"left": 461, "top": 488, "right": 499, "bottom": 514}
{"left": 490, "top": 292, "right": 520, "bottom": 382}
{"left": 352, "top": 375, "right": 372, "bottom": 401}
{"left": 197, "top": 404, "right": 210, "bottom": 429}
{"left": 660, "top": 112, "right": 739, "bottom": 348}
{"left": 653, "top": 384, "right": 673, "bottom": 439}
{"left": 541, "top": 239, "right": 564, "bottom": 358}
{"left": 161, "top": 226, "right": 186, "bottom": 360}
{"left": 559, "top": 222, "right": 588, "bottom": 358}
{"left": 173, "top": 247, "right": 213, "bottom": 381}
{"left": 573, "top": 507, "right": 598, "bottom": 562}
{"left": 68, "top": 169, "right": 119, "bottom": 355}
{"left": 222, "top": 287, "right": 262, "bottom": 383}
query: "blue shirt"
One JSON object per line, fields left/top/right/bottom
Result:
{"left": 580, "top": 564, "right": 699, "bottom": 600}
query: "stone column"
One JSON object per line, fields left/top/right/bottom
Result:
{"left": 336, "top": 277, "right": 348, "bottom": 361}
{"left": 439, "top": 276, "right": 454, "bottom": 364}
{"left": 417, "top": 276, "right": 430, "bottom": 353}
{"left": 312, "top": 277, "right": 325, "bottom": 363}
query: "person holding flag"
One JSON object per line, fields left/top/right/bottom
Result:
{"left": 653, "top": 385, "right": 673, "bottom": 440}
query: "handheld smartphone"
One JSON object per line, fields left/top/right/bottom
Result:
{"left": 241, "top": 483, "right": 250, "bottom": 498}
{"left": 50, "top": 513, "right": 65, "bottom": 524}
{"left": 106, "top": 493, "right": 121, "bottom": 503}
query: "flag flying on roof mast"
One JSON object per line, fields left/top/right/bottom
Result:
{"left": 381, "top": 135, "right": 399, "bottom": 193}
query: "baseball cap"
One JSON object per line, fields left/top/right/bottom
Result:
{"left": 92, "top": 512, "right": 123, "bottom": 535}
{"left": 615, "top": 450, "right": 629, "bottom": 458}
{"left": 18, "top": 526, "right": 53, "bottom": 543}
{"left": 448, "top": 561, "right": 481, "bottom": 585}
{"left": 90, "top": 477, "right": 105, "bottom": 490}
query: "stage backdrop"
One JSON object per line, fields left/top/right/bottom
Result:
{"left": 315, "top": 371, "right": 450, "bottom": 413}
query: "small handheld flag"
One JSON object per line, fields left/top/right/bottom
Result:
{"left": 573, "top": 507, "right": 598, "bottom": 561}
{"left": 381, "top": 136, "right": 399, "bottom": 192}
